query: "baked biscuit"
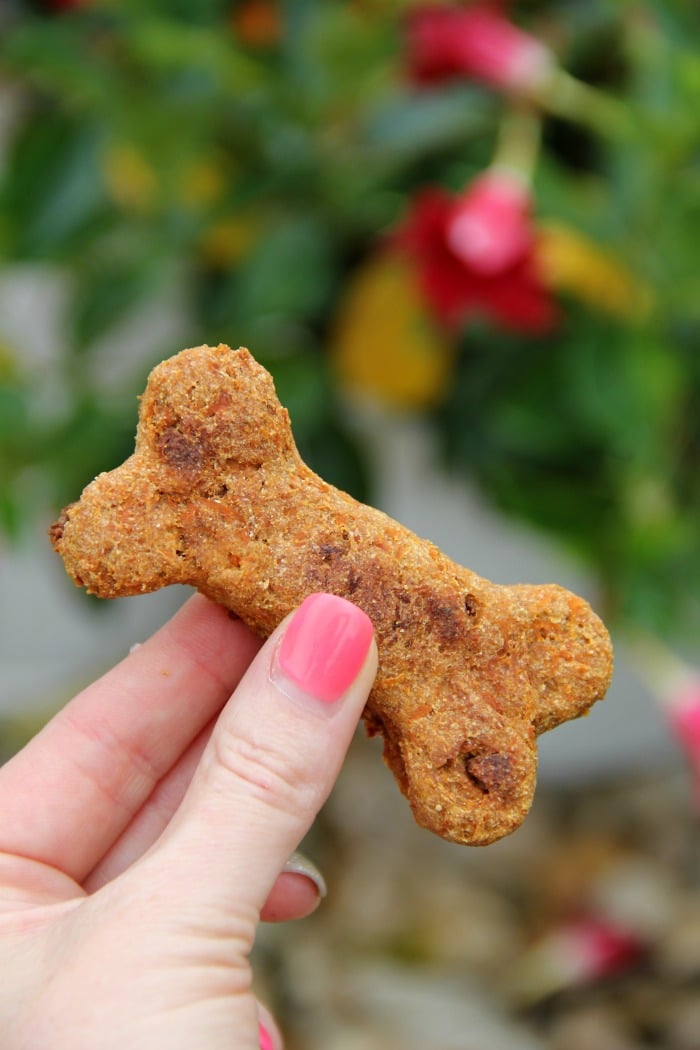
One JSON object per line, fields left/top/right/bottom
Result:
{"left": 50, "top": 344, "right": 613, "bottom": 845}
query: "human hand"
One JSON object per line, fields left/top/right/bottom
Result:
{"left": 0, "top": 591, "right": 377, "bottom": 1049}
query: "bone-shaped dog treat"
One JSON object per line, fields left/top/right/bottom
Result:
{"left": 50, "top": 344, "right": 613, "bottom": 845}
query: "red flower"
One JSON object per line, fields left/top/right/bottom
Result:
{"left": 405, "top": 3, "right": 554, "bottom": 93}
{"left": 394, "top": 171, "right": 556, "bottom": 333}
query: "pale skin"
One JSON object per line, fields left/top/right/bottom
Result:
{"left": 0, "top": 593, "right": 378, "bottom": 1048}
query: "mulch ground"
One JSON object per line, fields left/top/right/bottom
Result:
{"left": 255, "top": 733, "right": 700, "bottom": 1050}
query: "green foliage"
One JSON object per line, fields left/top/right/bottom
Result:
{"left": 438, "top": 310, "right": 699, "bottom": 636}
{"left": 0, "top": 0, "right": 698, "bottom": 642}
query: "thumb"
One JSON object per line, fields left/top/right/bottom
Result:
{"left": 150, "top": 593, "right": 377, "bottom": 922}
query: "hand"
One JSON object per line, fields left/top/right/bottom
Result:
{"left": 0, "top": 592, "right": 377, "bottom": 1049}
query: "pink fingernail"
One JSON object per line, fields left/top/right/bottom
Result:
{"left": 259, "top": 1022, "right": 274, "bottom": 1050}
{"left": 277, "top": 593, "right": 374, "bottom": 703}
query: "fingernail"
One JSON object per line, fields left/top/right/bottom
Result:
{"left": 276, "top": 593, "right": 374, "bottom": 704}
{"left": 283, "top": 849, "right": 327, "bottom": 898}
{"left": 259, "top": 1022, "right": 274, "bottom": 1050}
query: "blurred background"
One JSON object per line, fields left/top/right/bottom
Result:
{"left": 1, "top": 1, "right": 699, "bottom": 1047}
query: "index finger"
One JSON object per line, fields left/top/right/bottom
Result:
{"left": 0, "top": 594, "right": 261, "bottom": 884}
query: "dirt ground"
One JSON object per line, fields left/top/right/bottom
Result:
{"left": 255, "top": 733, "right": 700, "bottom": 1050}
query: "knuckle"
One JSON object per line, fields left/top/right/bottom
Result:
{"left": 211, "top": 726, "right": 319, "bottom": 819}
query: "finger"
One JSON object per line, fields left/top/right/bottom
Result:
{"left": 83, "top": 717, "right": 213, "bottom": 891}
{"left": 258, "top": 1006, "right": 282, "bottom": 1050}
{"left": 259, "top": 873, "right": 320, "bottom": 923}
{"left": 0, "top": 594, "right": 261, "bottom": 883}
{"left": 86, "top": 714, "right": 327, "bottom": 923}
{"left": 260, "top": 851, "right": 327, "bottom": 922}
{"left": 149, "top": 593, "right": 377, "bottom": 931}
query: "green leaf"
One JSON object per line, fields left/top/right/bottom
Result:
{"left": 260, "top": 350, "right": 329, "bottom": 438}
{"left": 0, "top": 112, "right": 107, "bottom": 260}
{"left": 298, "top": 415, "right": 370, "bottom": 505}
{"left": 3, "top": 21, "right": 117, "bottom": 110}
{"left": 232, "top": 215, "right": 336, "bottom": 323}
{"left": 70, "top": 257, "right": 159, "bottom": 349}
{"left": 0, "top": 490, "right": 24, "bottom": 541}
{"left": 0, "top": 384, "right": 28, "bottom": 443}
{"left": 45, "top": 396, "right": 137, "bottom": 511}
{"left": 363, "top": 86, "right": 494, "bottom": 165}
{"left": 125, "top": 15, "right": 261, "bottom": 94}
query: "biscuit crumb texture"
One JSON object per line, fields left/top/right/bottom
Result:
{"left": 50, "top": 344, "right": 613, "bottom": 846}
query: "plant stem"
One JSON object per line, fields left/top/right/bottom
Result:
{"left": 491, "top": 105, "right": 542, "bottom": 183}
{"left": 536, "top": 68, "right": 635, "bottom": 138}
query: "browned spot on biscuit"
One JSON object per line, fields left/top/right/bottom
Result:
{"left": 48, "top": 507, "right": 71, "bottom": 546}
{"left": 425, "top": 595, "right": 464, "bottom": 644}
{"left": 464, "top": 752, "right": 518, "bottom": 801}
{"left": 157, "top": 426, "right": 207, "bottom": 474}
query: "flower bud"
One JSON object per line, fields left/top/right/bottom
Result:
{"left": 447, "top": 169, "right": 532, "bottom": 275}
{"left": 405, "top": 4, "right": 555, "bottom": 94}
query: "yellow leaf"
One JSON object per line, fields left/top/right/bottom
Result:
{"left": 101, "top": 143, "right": 158, "bottom": 213}
{"left": 198, "top": 214, "right": 263, "bottom": 267}
{"left": 536, "top": 221, "right": 654, "bottom": 321}
{"left": 178, "top": 158, "right": 226, "bottom": 210}
{"left": 330, "top": 253, "right": 455, "bottom": 411}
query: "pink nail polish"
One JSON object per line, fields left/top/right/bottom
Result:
{"left": 277, "top": 593, "right": 374, "bottom": 703}
{"left": 259, "top": 1022, "right": 274, "bottom": 1050}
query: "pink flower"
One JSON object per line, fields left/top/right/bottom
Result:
{"left": 393, "top": 170, "right": 556, "bottom": 333}
{"left": 405, "top": 3, "right": 554, "bottom": 93}
{"left": 506, "top": 913, "right": 646, "bottom": 1004}
{"left": 665, "top": 676, "right": 700, "bottom": 807}
{"left": 558, "top": 916, "right": 647, "bottom": 983}
{"left": 636, "top": 643, "right": 700, "bottom": 812}
{"left": 447, "top": 169, "right": 532, "bottom": 273}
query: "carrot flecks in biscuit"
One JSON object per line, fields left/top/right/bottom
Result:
{"left": 50, "top": 344, "right": 613, "bottom": 846}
